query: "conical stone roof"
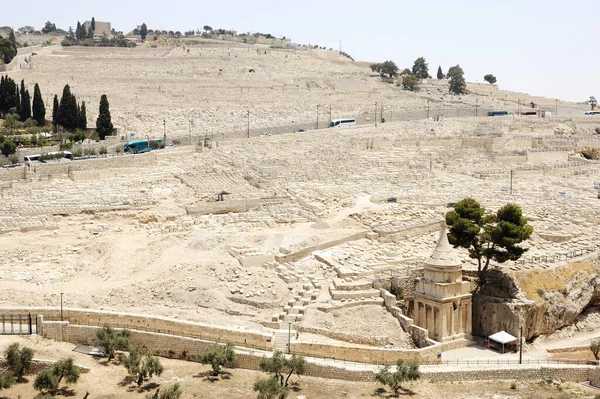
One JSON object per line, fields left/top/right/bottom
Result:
{"left": 425, "top": 224, "right": 461, "bottom": 268}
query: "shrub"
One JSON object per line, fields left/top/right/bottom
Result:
{"left": 537, "top": 288, "right": 545, "bottom": 297}
{"left": 60, "top": 142, "right": 73, "bottom": 150}
{"left": 98, "top": 146, "right": 107, "bottom": 155}
{"left": 197, "top": 343, "right": 237, "bottom": 376}
{"left": 96, "top": 325, "right": 131, "bottom": 361}
{"left": 5, "top": 344, "right": 34, "bottom": 383}
{"left": 510, "top": 381, "right": 517, "bottom": 389}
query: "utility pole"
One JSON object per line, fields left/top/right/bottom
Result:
{"left": 510, "top": 170, "right": 513, "bottom": 195}
{"left": 519, "top": 325, "right": 523, "bottom": 364}
{"left": 375, "top": 102, "right": 378, "bottom": 127}
{"left": 247, "top": 110, "right": 250, "bottom": 138}
{"left": 288, "top": 323, "right": 292, "bottom": 354}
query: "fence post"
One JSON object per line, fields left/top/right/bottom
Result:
{"left": 28, "top": 313, "right": 32, "bottom": 335}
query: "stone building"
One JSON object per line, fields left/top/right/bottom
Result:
{"left": 83, "top": 20, "right": 112, "bottom": 37}
{"left": 413, "top": 224, "right": 472, "bottom": 342}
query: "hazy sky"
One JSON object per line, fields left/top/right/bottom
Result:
{"left": 3, "top": 0, "right": 598, "bottom": 102}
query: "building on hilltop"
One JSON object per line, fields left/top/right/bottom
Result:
{"left": 413, "top": 224, "right": 472, "bottom": 342}
{"left": 83, "top": 20, "right": 111, "bottom": 37}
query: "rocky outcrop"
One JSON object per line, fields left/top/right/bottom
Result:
{"left": 473, "top": 266, "right": 600, "bottom": 341}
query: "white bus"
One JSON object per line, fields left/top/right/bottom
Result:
{"left": 584, "top": 111, "right": 600, "bottom": 116}
{"left": 329, "top": 118, "right": 357, "bottom": 128}
{"left": 24, "top": 151, "right": 73, "bottom": 163}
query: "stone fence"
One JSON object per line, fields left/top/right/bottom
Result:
{"left": 422, "top": 365, "right": 594, "bottom": 383}
{"left": 0, "top": 357, "right": 90, "bottom": 375}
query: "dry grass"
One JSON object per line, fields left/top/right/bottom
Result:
{"left": 515, "top": 262, "right": 597, "bottom": 302}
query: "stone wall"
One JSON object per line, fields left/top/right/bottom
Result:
{"left": 0, "top": 358, "right": 90, "bottom": 375}
{"left": 590, "top": 367, "right": 600, "bottom": 388}
{"left": 3, "top": 308, "right": 273, "bottom": 350}
{"left": 290, "top": 341, "right": 440, "bottom": 365}
{"left": 422, "top": 365, "right": 593, "bottom": 383}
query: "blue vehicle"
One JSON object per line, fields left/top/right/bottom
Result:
{"left": 124, "top": 139, "right": 163, "bottom": 153}
{"left": 487, "top": 111, "right": 508, "bottom": 117}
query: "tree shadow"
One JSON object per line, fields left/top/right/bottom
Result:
{"left": 57, "top": 386, "right": 77, "bottom": 397}
{"left": 372, "top": 387, "right": 416, "bottom": 398}
{"left": 119, "top": 375, "right": 136, "bottom": 387}
{"left": 138, "top": 382, "right": 160, "bottom": 393}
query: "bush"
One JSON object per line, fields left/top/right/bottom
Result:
{"left": 23, "top": 118, "right": 37, "bottom": 128}
{"left": 98, "top": 146, "right": 107, "bottom": 155}
{"left": 536, "top": 288, "right": 545, "bottom": 297}
{"left": 5, "top": 343, "right": 34, "bottom": 383}
{"left": 84, "top": 148, "right": 97, "bottom": 156}
{"left": 510, "top": 381, "right": 517, "bottom": 389}
{"left": 197, "top": 343, "right": 236, "bottom": 376}
{"left": 96, "top": 325, "right": 131, "bottom": 361}
{"left": 60, "top": 142, "right": 73, "bottom": 150}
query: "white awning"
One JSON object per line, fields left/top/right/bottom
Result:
{"left": 489, "top": 331, "right": 517, "bottom": 344}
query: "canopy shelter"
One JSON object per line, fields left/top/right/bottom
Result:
{"left": 488, "top": 331, "right": 517, "bottom": 354}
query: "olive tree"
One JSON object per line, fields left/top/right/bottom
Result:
{"left": 96, "top": 325, "right": 131, "bottom": 361}
{"left": 123, "top": 347, "right": 163, "bottom": 386}
{"left": 5, "top": 343, "right": 34, "bottom": 383}
{"left": 375, "top": 360, "right": 420, "bottom": 395}
{"left": 197, "top": 343, "right": 236, "bottom": 376}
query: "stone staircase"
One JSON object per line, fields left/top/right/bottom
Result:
{"left": 273, "top": 329, "right": 294, "bottom": 352}
{"left": 271, "top": 281, "right": 320, "bottom": 325}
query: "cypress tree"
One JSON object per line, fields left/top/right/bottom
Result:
{"left": 0, "top": 76, "right": 5, "bottom": 116}
{"left": 8, "top": 29, "right": 17, "bottom": 49}
{"left": 58, "top": 84, "right": 78, "bottom": 131}
{"left": 15, "top": 84, "right": 21, "bottom": 118}
{"left": 52, "top": 94, "right": 59, "bottom": 130}
{"left": 77, "top": 101, "right": 87, "bottom": 130}
{"left": 20, "top": 80, "right": 31, "bottom": 121}
{"left": 76, "top": 21, "right": 82, "bottom": 40}
{"left": 91, "top": 17, "right": 96, "bottom": 32}
{"left": 32, "top": 83, "right": 45, "bottom": 126}
{"left": 96, "top": 94, "right": 113, "bottom": 140}
{"left": 437, "top": 66, "right": 444, "bottom": 80}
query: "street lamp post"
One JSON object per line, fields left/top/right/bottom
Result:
{"left": 316, "top": 105, "right": 319, "bottom": 130}
{"left": 519, "top": 325, "right": 523, "bottom": 364}
{"left": 288, "top": 323, "right": 292, "bottom": 354}
{"left": 60, "top": 293, "right": 63, "bottom": 321}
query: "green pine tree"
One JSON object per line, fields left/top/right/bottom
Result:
{"left": 32, "top": 83, "right": 46, "bottom": 126}
{"left": 96, "top": 94, "right": 113, "bottom": 140}
{"left": 58, "top": 84, "right": 78, "bottom": 131}
{"left": 52, "top": 94, "right": 60, "bottom": 130}
{"left": 20, "top": 80, "right": 31, "bottom": 121}
{"left": 78, "top": 101, "right": 87, "bottom": 130}
{"left": 91, "top": 17, "right": 96, "bottom": 32}
{"left": 437, "top": 65, "right": 445, "bottom": 80}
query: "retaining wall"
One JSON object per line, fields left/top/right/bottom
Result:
{"left": 422, "top": 365, "right": 593, "bottom": 383}
{"left": 3, "top": 307, "right": 273, "bottom": 351}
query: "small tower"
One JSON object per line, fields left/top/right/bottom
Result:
{"left": 413, "top": 224, "right": 472, "bottom": 342}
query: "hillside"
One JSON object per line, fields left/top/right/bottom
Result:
{"left": 8, "top": 41, "right": 588, "bottom": 139}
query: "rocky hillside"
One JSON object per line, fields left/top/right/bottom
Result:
{"left": 473, "top": 261, "right": 600, "bottom": 341}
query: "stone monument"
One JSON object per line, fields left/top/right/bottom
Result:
{"left": 413, "top": 224, "right": 472, "bottom": 342}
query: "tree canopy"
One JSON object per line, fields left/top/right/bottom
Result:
{"left": 591, "top": 338, "right": 600, "bottom": 361}
{"left": 0, "top": 34, "right": 17, "bottom": 64}
{"left": 484, "top": 74, "right": 497, "bottom": 85}
{"left": 445, "top": 198, "right": 533, "bottom": 286}
{"left": 376, "top": 360, "right": 420, "bottom": 395}
{"left": 33, "top": 357, "right": 79, "bottom": 396}
{"left": 97, "top": 325, "right": 131, "bottom": 361}
{"left": 437, "top": 65, "right": 445, "bottom": 80}
{"left": 259, "top": 350, "right": 305, "bottom": 388}
{"left": 41, "top": 21, "right": 57, "bottom": 34}
{"left": 96, "top": 94, "right": 114, "bottom": 139}
{"left": 0, "top": 76, "right": 19, "bottom": 117}
{"left": 589, "top": 96, "right": 597, "bottom": 110}
{"left": 411, "top": 57, "right": 431, "bottom": 80}
{"left": 140, "top": 23, "right": 148, "bottom": 40}
{"left": 401, "top": 74, "right": 420, "bottom": 92}
{"left": 447, "top": 64, "right": 466, "bottom": 95}
{"left": 370, "top": 61, "right": 399, "bottom": 78}
{"left": 123, "top": 347, "right": 163, "bottom": 386}
{"left": 5, "top": 343, "right": 34, "bottom": 383}
{"left": 198, "top": 343, "right": 236, "bottom": 376}
{"left": 32, "top": 83, "right": 45, "bottom": 126}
